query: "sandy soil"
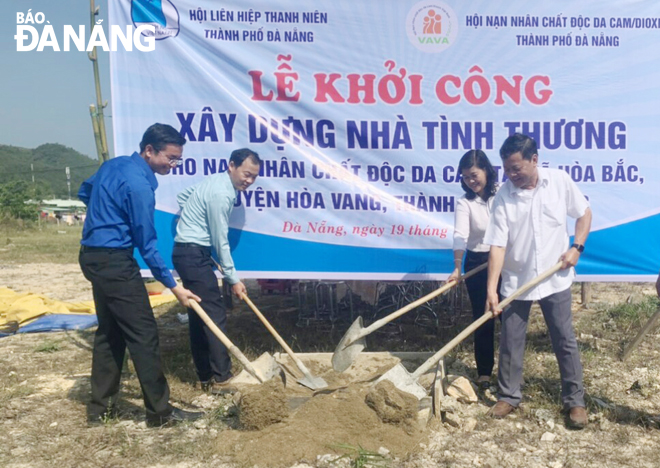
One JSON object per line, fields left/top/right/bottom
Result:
{"left": 0, "top": 263, "right": 92, "bottom": 302}
{"left": 1, "top": 264, "right": 660, "bottom": 468}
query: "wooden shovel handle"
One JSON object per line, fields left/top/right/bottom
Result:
{"left": 360, "top": 262, "right": 488, "bottom": 338}
{"left": 412, "top": 261, "right": 563, "bottom": 379}
{"left": 189, "top": 300, "right": 264, "bottom": 382}
{"left": 242, "top": 294, "right": 311, "bottom": 374}
{"left": 622, "top": 307, "right": 660, "bottom": 361}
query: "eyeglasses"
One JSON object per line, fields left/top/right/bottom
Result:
{"left": 166, "top": 156, "right": 183, "bottom": 167}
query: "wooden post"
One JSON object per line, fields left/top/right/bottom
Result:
{"left": 581, "top": 282, "right": 592, "bottom": 306}
{"left": 432, "top": 358, "right": 446, "bottom": 418}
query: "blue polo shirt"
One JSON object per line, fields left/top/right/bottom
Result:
{"left": 79, "top": 152, "right": 176, "bottom": 288}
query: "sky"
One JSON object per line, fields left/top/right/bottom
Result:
{"left": 1, "top": 0, "right": 113, "bottom": 159}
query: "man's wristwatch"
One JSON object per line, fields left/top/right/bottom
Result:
{"left": 571, "top": 243, "right": 585, "bottom": 253}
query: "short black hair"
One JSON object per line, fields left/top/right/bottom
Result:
{"left": 499, "top": 133, "right": 537, "bottom": 161}
{"left": 139, "top": 123, "right": 186, "bottom": 153}
{"left": 458, "top": 149, "right": 498, "bottom": 201}
{"left": 229, "top": 148, "right": 261, "bottom": 168}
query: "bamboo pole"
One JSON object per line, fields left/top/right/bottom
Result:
{"left": 89, "top": 105, "right": 104, "bottom": 166}
{"left": 88, "top": 0, "right": 110, "bottom": 163}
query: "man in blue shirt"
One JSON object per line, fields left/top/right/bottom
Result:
{"left": 172, "top": 148, "right": 261, "bottom": 393}
{"left": 79, "top": 123, "right": 202, "bottom": 427}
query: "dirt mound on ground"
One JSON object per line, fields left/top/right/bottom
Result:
{"left": 238, "top": 379, "right": 289, "bottom": 430}
{"left": 365, "top": 380, "right": 418, "bottom": 430}
{"left": 220, "top": 382, "right": 426, "bottom": 467}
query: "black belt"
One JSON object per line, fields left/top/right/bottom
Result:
{"left": 174, "top": 242, "right": 210, "bottom": 249}
{"left": 80, "top": 245, "right": 132, "bottom": 253}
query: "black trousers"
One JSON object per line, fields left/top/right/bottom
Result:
{"left": 79, "top": 247, "right": 171, "bottom": 419}
{"left": 464, "top": 250, "right": 498, "bottom": 377}
{"left": 172, "top": 243, "right": 232, "bottom": 383}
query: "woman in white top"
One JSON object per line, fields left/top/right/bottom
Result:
{"left": 448, "top": 149, "right": 499, "bottom": 389}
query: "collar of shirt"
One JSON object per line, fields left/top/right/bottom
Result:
{"left": 130, "top": 152, "right": 158, "bottom": 191}
{"left": 510, "top": 167, "right": 549, "bottom": 197}
{"left": 220, "top": 171, "right": 238, "bottom": 198}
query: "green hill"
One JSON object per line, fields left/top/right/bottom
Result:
{"left": 0, "top": 144, "right": 99, "bottom": 199}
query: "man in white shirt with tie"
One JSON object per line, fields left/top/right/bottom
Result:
{"left": 484, "top": 133, "right": 592, "bottom": 429}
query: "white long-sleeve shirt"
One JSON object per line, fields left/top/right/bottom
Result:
{"left": 453, "top": 193, "right": 496, "bottom": 253}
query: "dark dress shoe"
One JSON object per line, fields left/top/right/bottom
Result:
{"left": 489, "top": 401, "right": 517, "bottom": 419}
{"left": 567, "top": 406, "right": 588, "bottom": 429}
{"left": 147, "top": 407, "right": 204, "bottom": 427}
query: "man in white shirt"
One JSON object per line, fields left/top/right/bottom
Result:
{"left": 483, "top": 133, "right": 592, "bottom": 429}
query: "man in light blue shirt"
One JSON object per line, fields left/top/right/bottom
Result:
{"left": 172, "top": 148, "right": 261, "bottom": 391}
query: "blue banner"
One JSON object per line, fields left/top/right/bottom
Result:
{"left": 109, "top": 0, "right": 660, "bottom": 280}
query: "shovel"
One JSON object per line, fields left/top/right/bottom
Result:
{"left": 242, "top": 294, "right": 328, "bottom": 390}
{"left": 332, "top": 263, "right": 488, "bottom": 372}
{"left": 378, "top": 261, "right": 564, "bottom": 399}
{"left": 621, "top": 306, "right": 660, "bottom": 361}
{"left": 188, "top": 301, "right": 281, "bottom": 384}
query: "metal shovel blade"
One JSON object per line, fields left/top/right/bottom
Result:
{"left": 297, "top": 373, "right": 328, "bottom": 391}
{"left": 331, "top": 317, "right": 367, "bottom": 372}
{"left": 376, "top": 363, "right": 428, "bottom": 400}
{"left": 232, "top": 352, "right": 285, "bottom": 385}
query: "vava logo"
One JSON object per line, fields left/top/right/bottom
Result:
{"left": 406, "top": 1, "right": 458, "bottom": 53}
{"left": 131, "top": 0, "right": 180, "bottom": 39}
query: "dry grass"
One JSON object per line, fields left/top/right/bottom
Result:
{"left": 1, "top": 227, "right": 660, "bottom": 467}
{"left": 0, "top": 222, "right": 83, "bottom": 264}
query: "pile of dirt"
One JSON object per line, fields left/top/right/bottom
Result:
{"left": 238, "top": 379, "right": 289, "bottom": 430}
{"left": 220, "top": 382, "right": 426, "bottom": 467}
{"left": 365, "top": 380, "right": 418, "bottom": 430}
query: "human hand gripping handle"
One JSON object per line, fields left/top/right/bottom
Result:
{"left": 231, "top": 281, "right": 247, "bottom": 299}
{"left": 560, "top": 247, "right": 582, "bottom": 270}
{"left": 487, "top": 261, "right": 563, "bottom": 317}
{"left": 486, "top": 289, "right": 501, "bottom": 317}
{"left": 171, "top": 284, "right": 201, "bottom": 308}
{"left": 446, "top": 267, "right": 462, "bottom": 284}
{"left": 412, "top": 261, "right": 565, "bottom": 379}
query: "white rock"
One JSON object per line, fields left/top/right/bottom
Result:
{"left": 49, "top": 422, "right": 57, "bottom": 427}
{"left": 193, "top": 419, "right": 208, "bottom": 429}
{"left": 444, "top": 412, "right": 461, "bottom": 428}
{"left": 418, "top": 373, "right": 436, "bottom": 390}
{"left": 462, "top": 417, "right": 478, "bottom": 432}
{"left": 540, "top": 432, "right": 556, "bottom": 442}
{"left": 378, "top": 447, "right": 390, "bottom": 456}
{"left": 440, "top": 395, "right": 460, "bottom": 413}
{"left": 446, "top": 376, "right": 478, "bottom": 403}
{"left": 534, "top": 408, "right": 554, "bottom": 424}
{"left": 417, "top": 407, "right": 432, "bottom": 426}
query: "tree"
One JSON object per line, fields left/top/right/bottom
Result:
{"left": 0, "top": 181, "right": 39, "bottom": 220}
